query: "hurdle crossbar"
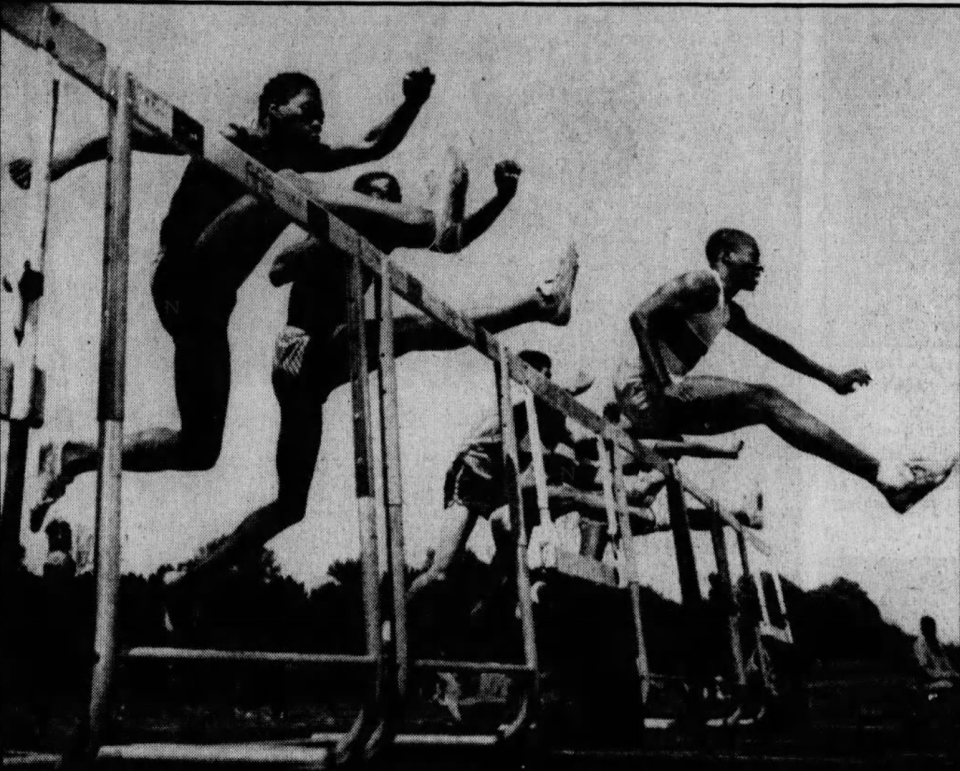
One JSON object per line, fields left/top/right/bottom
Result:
{"left": 0, "top": 2, "right": 770, "bottom": 556}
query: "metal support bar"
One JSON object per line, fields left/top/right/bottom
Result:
{"left": 596, "top": 439, "right": 619, "bottom": 540}
{"left": 84, "top": 66, "right": 132, "bottom": 759}
{"left": 612, "top": 445, "right": 651, "bottom": 712}
{"left": 123, "top": 648, "right": 376, "bottom": 666}
{"left": 98, "top": 743, "right": 332, "bottom": 765}
{"left": 495, "top": 346, "right": 540, "bottom": 740}
{"left": 376, "top": 261, "right": 408, "bottom": 701}
{"left": 523, "top": 387, "right": 552, "bottom": 529}
{"left": 413, "top": 659, "right": 535, "bottom": 676}
{"left": 665, "top": 461, "right": 707, "bottom": 722}
{"left": 337, "top": 247, "right": 386, "bottom": 765}
{"left": 365, "top": 257, "right": 408, "bottom": 763}
{"left": 708, "top": 516, "right": 746, "bottom": 687}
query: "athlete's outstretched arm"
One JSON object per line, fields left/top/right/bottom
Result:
{"left": 304, "top": 68, "right": 434, "bottom": 173}
{"left": 7, "top": 128, "right": 182, "bottom": 189}
{"left": 431, "top": 161, "right": 522, "bottom": 254}
{"left": 728, "top": 303, "right": 871, "bottom": 394}
{"left": 629, "top": 270, "right": 721, "bottom": 389}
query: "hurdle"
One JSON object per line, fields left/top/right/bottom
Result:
{"left": 519, "top": 388, "right": 772, "bottom": 737}
{"left": 2, "top": 2, "right": 777, "bottom": 765}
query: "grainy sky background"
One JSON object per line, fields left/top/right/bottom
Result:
{"left": 2, "top": 5, "right": 957, "bottom": 640}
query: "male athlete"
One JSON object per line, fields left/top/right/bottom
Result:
{"left": 163, "top": 165, "right": 581, "bottom": 592}
{"left": 613, "top": 227, "right": 955, "bottom": 514}
{"left": 9, "top": 69, "right": 437, "bottom": 531}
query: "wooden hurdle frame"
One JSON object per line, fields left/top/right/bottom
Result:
{"left": 1, "top": 3, "right": 782, "bottom": 765}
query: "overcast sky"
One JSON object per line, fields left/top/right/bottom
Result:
{"left": 2, "top": 5, "right": 957, "bottom": 640}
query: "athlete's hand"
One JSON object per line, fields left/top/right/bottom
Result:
{"left": 829, "top": 368, "right": 871, "bottom": 395}
{"left": 8, "top": 158, "right": 32, "bottom": 190}
{"left": 493, "top": 160, "right": 521, "bottom": 197}
{"left": 403, "top": 68, "right": 435, "bottom": 105}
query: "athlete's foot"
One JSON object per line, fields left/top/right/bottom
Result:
{"left": 877, "top": 455, "right": 958, "bottom": 514}
{"left": 30, "top": 442, "right": 79, "bottom": 533}
{"left": 537, "top": 243, "right": 579, "bottom": 326}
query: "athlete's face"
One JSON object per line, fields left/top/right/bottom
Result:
{"left": 723, "top": 243, "right": 763, "bottom": 291}
{"left": 271, "top": 89, "right": 325, "bottom": 145}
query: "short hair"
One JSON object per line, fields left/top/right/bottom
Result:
{"left": 258, "top": 72, "right": 320, "bottom": 126}
{"left": 518, "top": 349, "right": 552, "bottom": 373}
{"left": 920, "top": 615, "right": 936, "bottom": 633}
{"left": 705, "top": 228, "right": 758, "bottom": 267}
{"left": 353, "top": 171, "right": 402, "bottom": 203}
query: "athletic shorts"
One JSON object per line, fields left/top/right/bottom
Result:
{"left": 151, "top": 249, "right": 233, "bottom": 339}
{"left": 616, "top": 375, "right": 741, "bottom": 438}
{"left": 443, "top": 445, "right": 505, "bottom": 518}
{"left": 271, "top": 324, "right": 353, "bottom": 405}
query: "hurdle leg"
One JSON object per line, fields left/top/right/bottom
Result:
{"left": 665, "top": 462, "right": 707, "bottom": 725}
{"left": 77, "top": 68, "right": 132, "bottom": 762}
{"left": 334, "top": 244, "right": 388, "bottom": 765}
{"left": 609, "top": 443, "right": 651, "bottom": 717}
{"left": 367, "top": 256, "right": 409, "bottom": 757}
{"left": 709, "top": 515, "right": 746, "bottom": 689}
{"left": 495, "top": 346, "right": 540, "bottom": 743}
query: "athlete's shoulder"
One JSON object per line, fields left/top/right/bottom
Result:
{"left": 671, "top": 269, "right": 722, "bottom": 302}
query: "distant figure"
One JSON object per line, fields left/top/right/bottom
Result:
{"left": 43, "top": 519, "right": 76, "bottom": 580}
{"left": 914, "top": 615, "right": 959, "bottom": 695}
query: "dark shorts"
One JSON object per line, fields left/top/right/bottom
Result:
{"left": 443, "top": 446, "right": 505, "bottom": 518}
{"left": 617, "top": 375, "right": 743, "bottom": 438}
{"left": 151, "top": 250, "right": 234, "bottom": 339}
{"left": 271, "top": 324, "right": 352, "bottom": 405}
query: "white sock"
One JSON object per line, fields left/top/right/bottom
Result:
{"left": 875, "top": 458, "right": 908, "bottom": 489}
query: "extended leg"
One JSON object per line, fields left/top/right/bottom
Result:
{"left": 408, "top": 503, "right": 479, "bottom": 600}
{"left": 30, "top": 332, "right": 231, "bottom": 531}
{"left": 651, "top": 376, "right": 955, "bottom": 513}
{"left": 168, "top": 335, "right": 328, "bottom": 585}
{"left": 388, "top": 244, "right": 579, "bottom": 359}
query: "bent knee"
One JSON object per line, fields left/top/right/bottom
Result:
{"left": 748, "top": 383, "right": 786, "bottom": 408}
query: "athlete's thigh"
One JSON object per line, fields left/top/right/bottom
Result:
{"left": 664, "top": 375, "right": 761, "bottom": 436}
{"left": 273, "top": 337, "right": 330, "bottom": 504}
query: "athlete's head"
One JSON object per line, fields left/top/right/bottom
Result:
{"left": 259, "top": 73, "right": 324, "bottom": 143}
{"left": 354, "top": 171, "right": 402, "bottom": 203}
{"left": 706, "top": 228, "right": 763, "bottom": 292}
{"left": 920, "top": 615, "right": 937, "bottom": 641}
{"left": 518, "top": 349, "right": 552, "bottom": 379}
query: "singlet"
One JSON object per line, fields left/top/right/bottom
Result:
{"left": 614, "top": 269, "right": 730, "bottom": 397}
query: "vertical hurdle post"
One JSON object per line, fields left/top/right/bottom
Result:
{"left": 496, "top": 347, "right": 540, "bottom": 731}
{"left": 1, "top": 57, "right": 58, "bottom": 567}
{"left": 85, "top": 68, "right": 132, "bottom": 757}
{"left": 708, "top": 512, "right": 746, "bottom": 687}
{"left": 376, "top": 258, "right": 409, "bottom": 703}
{"left": 337, "top": 245, "right": 385, "bottom": 764}
{"left": 665, "top": 462, "right": 706, "bottom": 722}
{"left": 609, "top": 442, "right": 651, "bottom": 712}
{"left": 522, "top": 386, "right": 552, "bottom": 532}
